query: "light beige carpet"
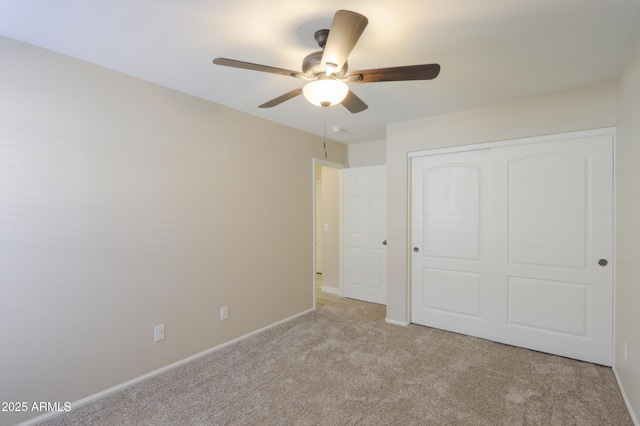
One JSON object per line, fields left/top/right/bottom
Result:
{"left": 41, "top": 296, "right": 632, "bottom": 425}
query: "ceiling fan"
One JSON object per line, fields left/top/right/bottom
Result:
{"left": 213, "top": 10, "right": 440, "bottom": 113}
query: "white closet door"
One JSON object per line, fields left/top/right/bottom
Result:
{"left": 411, "top": 131, "right": 613, "bottom": 365}
{"left": 343, "top": 165, "right": 387, "bottom": 305}
{"left": 492, "top": 135, "right": 613, "bottom": 365}
{"left": 411, "top": 149, "right": 495, "bottom": 338}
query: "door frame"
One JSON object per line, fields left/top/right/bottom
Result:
{"left": 312, "top": 158, "right": 347, "bottom": 309}
{"left": 406, "top": 127, "right": 616, "bottom": 349}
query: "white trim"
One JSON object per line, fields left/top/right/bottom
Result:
{"left": 313, "top": 158, "right": 348, "bottom": 170}
{"left": 407, "top": 127, "right": 617, "bottom": 159}
{"left": 406, "top": 154, "right": 413, "bottom": 325}
{"left": 385, "top": 317, "right": 410, "bottom": 327}
{"left": 613, "top": 367, "right": 640, "bottom": 426}
{"left": 16, "top": 308, "right": 314, "bottom": 426}
{"left": 612, "top": 130, "right": 618, "bottom": 369}
{"left": 338, "top": 169, "right": 345, "bottom": 298}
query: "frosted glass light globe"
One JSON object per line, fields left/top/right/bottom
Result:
{"left": 303, "top": 79, "right": 349, "bottom": 107}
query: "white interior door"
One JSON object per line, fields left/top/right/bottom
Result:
{"left": 411, "top": 131, "right": 613, "bottom": 365}
{"left": 492, "top": 135, "right": 613, "bottom": 364}
{"left": 343, "top": 165, "right": 387, "bottom": 304}
{"left": 411, "top": 149, "right": 493, "bottom": 338}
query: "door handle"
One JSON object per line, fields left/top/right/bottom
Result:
{"left": 413, "top": 247, "right": 420, "bottom": 253}
{"left": 598, "top": 259, "right": 608, "bottom": 266}
{"left": 382, "top": 240, "right": 387, "bottom": 245}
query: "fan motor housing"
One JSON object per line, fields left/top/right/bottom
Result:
{"left": 302, "top": 51, "right": 348, "bottom": 78}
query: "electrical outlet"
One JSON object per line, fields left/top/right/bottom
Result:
{"left": 220, "top": 306, "right": 229, "bottom": 321}
{"left": 154, "top": 324, "right": 165, "bottom": 342}
{"left": 624, "top": 341, "right": 628, "bottom": 363}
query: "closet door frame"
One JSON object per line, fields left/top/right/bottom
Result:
{"left": 407, "top": 127, "right": 616, "bottom": 365}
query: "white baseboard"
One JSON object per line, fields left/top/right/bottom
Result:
{"left": 321, "top": 285, "right": 340, "bottom": 295}
{"left": 385, "top": 317, "right": 409, "bottom": 327}
{"left": 613, "top": 366, "right": 639, "bottom": 426}
{"left": 17, "top": 308, "right": 314, "bottom": 426}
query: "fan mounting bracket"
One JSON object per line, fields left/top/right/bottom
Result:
{"left": 314, "top": 29, "right": 330, "bottom": 48}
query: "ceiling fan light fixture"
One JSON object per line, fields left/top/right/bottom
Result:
{"left": 303, "top": 78, "right": 349, "bottom": 107}
{"left": 213, "top": 10, "right": 439, "bottom": 114}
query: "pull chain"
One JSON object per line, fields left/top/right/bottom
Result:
{"left": 323, "top": 108, "right": 328, "bottom": 159}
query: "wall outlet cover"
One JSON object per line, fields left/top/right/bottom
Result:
{"left": 154, "top": 324, "right": 165, "bottom": 342}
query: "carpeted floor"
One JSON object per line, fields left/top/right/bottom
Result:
{"left": 40, "top": 296, "right": 632, "bottom": 425}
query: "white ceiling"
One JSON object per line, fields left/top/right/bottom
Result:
{"left": 1, "top": 0, "right": 640, "bottom": 144}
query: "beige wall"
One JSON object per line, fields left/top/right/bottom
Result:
{"left": 385, "top": 82, "right": 617, "bottom": 323}
{"left": 348, "top": 139, "right": 387, "bottom": 167}
{"left": 615, "top": 38, "right": 640, "bottom": 421}
{"left": 0, "top": 36, "right": 347, "bottom": 425}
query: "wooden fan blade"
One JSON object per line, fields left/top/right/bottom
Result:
{"left": 341, "top": 90, "right": 368, "bottom": 114}
{"left": 213, "top": 58, "right": 308, "bottom": 80}
{"left": 347, "top": 63, "right": 441, "bottom": 83}
{"left": 321, "top": 10, "right": 368, "bottom": 74}
{"left": 258, "top": 88, "right": 304, "bottom": 108}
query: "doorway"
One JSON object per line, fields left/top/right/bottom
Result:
{"left": 313, "top": 159, "right": 346, "bottom": 309}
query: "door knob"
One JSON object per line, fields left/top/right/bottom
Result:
{"left": 598, "top": 259, "right": 608, "bottom": 266}
{"left": 382, "top": 240, "right": 387, "bottom": 245}
{"left": 413, "top": 247, "right": 420, "bottom": 253}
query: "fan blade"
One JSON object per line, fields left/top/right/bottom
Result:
{"left": 258, "top": 88, "right": 304, "bottom": 108}
{"left": 321, "top": 10, "right": 368, "bottom": 74}
{"left": 347, "top": 64, "right": 441, "bottom": 83}
{"left": 213, "top": 58, "right": 308, "bottom": 80}
{"left": 341, "top": 90, "right": 368, "bottom": 113}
